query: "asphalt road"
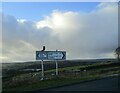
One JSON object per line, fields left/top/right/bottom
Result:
{"left": 44, "top": 76, "right": 120, "bottom": 91}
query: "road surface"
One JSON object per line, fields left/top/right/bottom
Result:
{"left": 43, "top": 76, "right": 120, "bottom": 91}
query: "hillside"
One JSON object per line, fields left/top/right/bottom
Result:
{"left": 2, "top": 58, "right": 116, "bottom": 78}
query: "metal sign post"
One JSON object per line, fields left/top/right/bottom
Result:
{"left": 41, "top": 60, "right": 44, "bottom": 80}
{"left": 36, "top": 49, "right": 66, "bottom": 80}
{"left": 56, "top": 60, "right": 58, "bottom": 75}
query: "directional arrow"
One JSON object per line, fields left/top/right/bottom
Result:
{"left": 36, "top": 51, "right": 66, "bottom": 60}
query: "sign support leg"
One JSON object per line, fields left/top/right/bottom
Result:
{"left": 56, "top": 61, "right": 58, "bottom": 75}
{"left": 41, "top": 60, "right": 44, "bottom": 80}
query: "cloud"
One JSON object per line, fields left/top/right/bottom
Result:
{"left": 1, "top": 2, "right": 118, "bottom": 62}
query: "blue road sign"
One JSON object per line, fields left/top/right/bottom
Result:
{"left": 36, "top": 51, "right": 66, "bottom": 60}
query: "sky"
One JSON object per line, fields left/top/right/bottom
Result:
{"left": 1, "top": 2, "right": 118, "bottom": 62}
{"left": 2, "top": 2, "right": 100, "bottom": 21}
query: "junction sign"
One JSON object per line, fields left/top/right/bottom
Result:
{"left": 36, "top": 51, "right": 66, "bottom": 60}
{"left": 36, "top": 48, "right": 66, "bottom": 80}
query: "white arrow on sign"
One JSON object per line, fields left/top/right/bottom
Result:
{"left": 48, "top": 52, "right": 64, "bottom": 59}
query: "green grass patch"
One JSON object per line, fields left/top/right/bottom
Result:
{"left": 2, "top": 62, "right": 120, "bottom": 91}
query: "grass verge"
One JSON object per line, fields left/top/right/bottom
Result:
{"left": 2, "top": 62, "right": 120, "bottom": 91}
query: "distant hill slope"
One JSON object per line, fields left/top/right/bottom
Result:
{"left": 2, "top": 58, "right": 116, "bottom": 78}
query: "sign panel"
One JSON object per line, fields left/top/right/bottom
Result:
{"left": 36, "top": 51, "right": 66, "bottom": 60}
